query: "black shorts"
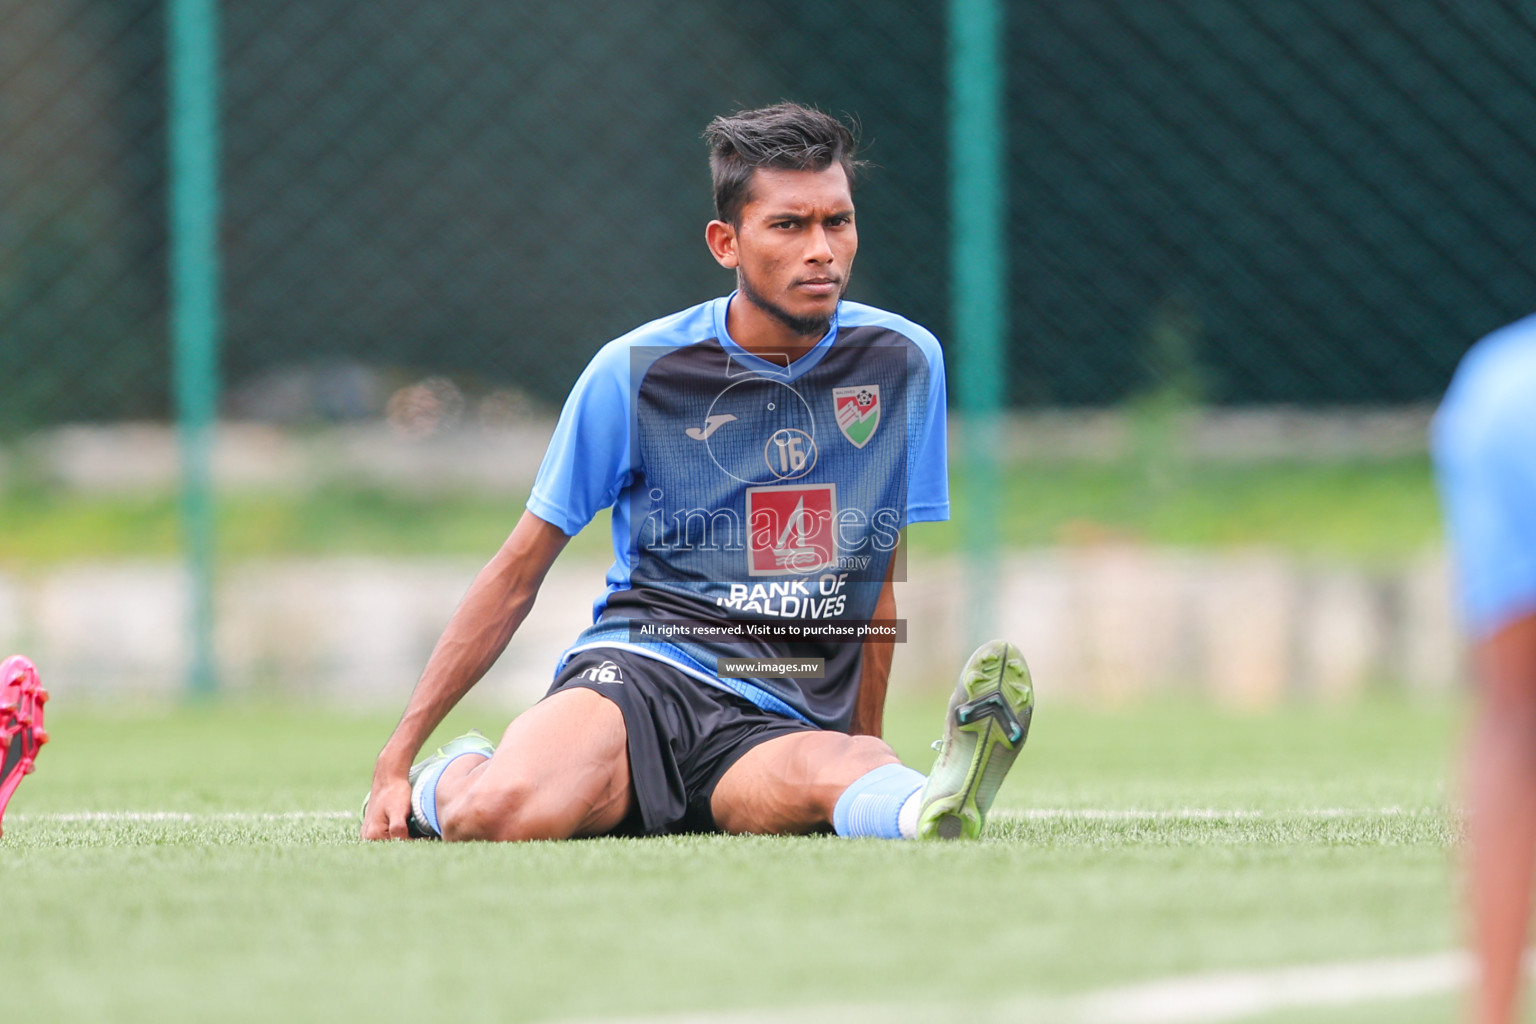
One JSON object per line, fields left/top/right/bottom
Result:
{"left": 547, "top": 647, "right": 816, "bottom": 835}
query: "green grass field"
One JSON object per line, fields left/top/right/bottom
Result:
{"left": 0, "top": 457, "right": 1441, "bottom": 566}
{"left": 4, "top": 694, "right": 1466, "bottom": 1023}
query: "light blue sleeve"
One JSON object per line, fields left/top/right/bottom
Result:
{"left": 907, "top": 337, "right": 950, "bottom": 524}
{"left": 526, "top": 342, "right": 633, "bottom": 536}
{"left": 1434, "top": 332, "right": 1536, "bottom": 637}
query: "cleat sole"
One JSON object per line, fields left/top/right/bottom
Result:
{"left": 916, "top": 640, "right": 1034, "bottom": 841}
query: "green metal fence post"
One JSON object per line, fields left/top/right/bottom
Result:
{"left": 168, "top": 0, "right": 221, "bottom": 698}
{"left": 949, "top": 0, "right": 1008, "bottom": 646}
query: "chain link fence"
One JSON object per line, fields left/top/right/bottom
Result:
{"left": 6, "top": 0, "right": 1536, "bottom": 430}
{"left": 3, "top": 0, "right": 167, "bottom": 429}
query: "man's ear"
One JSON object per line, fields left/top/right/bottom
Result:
{"left": 705, "top": 219, "right": 740, "bottom": 269}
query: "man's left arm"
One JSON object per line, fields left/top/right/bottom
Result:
{"left": 850, "top": 551, "right": 900, "bottom": 737}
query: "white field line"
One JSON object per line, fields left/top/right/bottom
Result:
{"left": 570, "top": 951, "right": 1477, "bottom": 1024}
{"left": 11, "top": 806, "right": 1442, "bottom": 825}
{"left": 10, "top": 810, "right": 354, "bottom": 823}
{"left": 999, "top": 806, "right": 1443, "bottom": 821}
{"left": 1063, "top": 951, "right": 1470, "bottom": 1023}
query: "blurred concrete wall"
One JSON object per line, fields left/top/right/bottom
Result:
{"left": 0, "top": 551, "right": 1462, "bottom": 707}
{"left": 1, "top": 409, "right": 1433, "bottom": 495}
{"left": 0, "top": 413, "right": 1460, "bottom": 705}
{"left": 901, "top": 550, "right": 1460, "bottom": 709}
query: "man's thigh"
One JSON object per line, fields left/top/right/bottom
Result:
{"left": 710, "top": 730, "right": 901, "bottom": 835}
{"left": 444, "top": 686, "right": 632, "bottom": 841}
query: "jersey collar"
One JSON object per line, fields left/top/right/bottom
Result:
{"left": 712, "top": 292, "right": 839, "bottom": 382}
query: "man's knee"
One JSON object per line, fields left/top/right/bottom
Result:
{"left": 797, "top": 735, "right": 904, "bottom": 829}
{"left": 849, "top": 733, "right": 899, "bottom": 761}
{"left": 823, "top": 734, "right": 900, "bottom": 785}
{"left": 437, "top": 685, "right": 631, "bottom": 842}
{"left": 440, "top": 777, "right": 574, "bottom": 842}
{"left": 780, "top": 733, "right": 902, "bottom": 818}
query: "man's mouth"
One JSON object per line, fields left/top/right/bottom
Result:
{"left": 795, "top": 278, "right": 840, "bottom": 294}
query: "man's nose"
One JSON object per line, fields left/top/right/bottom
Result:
{"left": 804, "top": 224, "right": 834, "bottom": 263}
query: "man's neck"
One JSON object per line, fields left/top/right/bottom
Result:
{"left": 725, "top": 293, "right": 829, "bottom": 364}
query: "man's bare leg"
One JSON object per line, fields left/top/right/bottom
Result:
{"left": 1468, "top": 703, "right": 1536, "bottom": 1024}
{"left": 433, "top": 687, "right": 633, "bottom": 842}
{"left": 1468, "top": 615, "right": 1536, "bottom": 1024}
{"left": 710, "top": 731, "right": 902, "bottom": 834}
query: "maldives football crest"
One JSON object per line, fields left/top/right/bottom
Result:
{"left": 833, "top": 385, "right": 881, "bottom": 448}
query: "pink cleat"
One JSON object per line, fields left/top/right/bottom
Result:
{"left": 0, "top": 655, "right": 48, "bottom": 837}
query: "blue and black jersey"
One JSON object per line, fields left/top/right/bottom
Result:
{"left": 528, "top": 293, "right": 949, "bottom": 731}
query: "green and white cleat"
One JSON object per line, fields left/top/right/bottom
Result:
{"left": 916, "top": 640, "right": 1034, "bottom": 840}
{"left": 361, "top": 729, "right": 496, "bottom": 838}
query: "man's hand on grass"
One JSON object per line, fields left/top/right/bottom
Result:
{"left": 361, "top": 770, "right": 415, "bottom": 841}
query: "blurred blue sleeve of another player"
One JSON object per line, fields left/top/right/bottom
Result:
{"left": 1433, "top": 313, "right": 1536, "bottom": 638}
{"left": 527, "top": 341, "right": 633, "bottom": 536}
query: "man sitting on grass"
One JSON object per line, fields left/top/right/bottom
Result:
{"left": 361, "top": 103, "right": 1032, "bottom": 844}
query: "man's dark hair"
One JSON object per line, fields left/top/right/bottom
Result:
{"left": 703, "top": 103, "right": 864, "bottom": 225}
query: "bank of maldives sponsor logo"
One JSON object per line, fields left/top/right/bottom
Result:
{"left": 833, "top": 385, "right": 880, "bottom": 448}
{"left": 745, "top": 483, "right": 836, "bottom": 576}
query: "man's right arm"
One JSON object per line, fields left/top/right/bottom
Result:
{"left": 360, "top": 510, "right": 571, "bottom": 840}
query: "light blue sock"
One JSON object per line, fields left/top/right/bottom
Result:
{"left": 410, "top": 752, "right": 483, "bottom": 838}
{"left": 833, "top": 763, "right": 926, "bottom": 839}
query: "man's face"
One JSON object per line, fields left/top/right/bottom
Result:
{"left": 709, "top": 164, "right": 858, "bottom": 338}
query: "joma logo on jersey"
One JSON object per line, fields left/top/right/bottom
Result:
{"left": 745, "top": 483, "right": 837, "bottom": 576}
{"left": 833, "top": 385, "right": 880, "bottom": 448}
